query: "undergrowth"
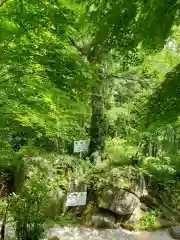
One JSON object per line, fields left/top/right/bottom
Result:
{"left": 45, "top": 214, "right": 80, "bottom": 228}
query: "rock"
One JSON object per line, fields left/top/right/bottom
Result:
{"left": 133, "top": 173, "right": 148, "bottom": 198}
{"left": 98, "top": 188, "right": 140, "bottom": 216}
{"left": 83, "top": 202, "right": 95, "bottom": 225}
{"left": 140, "top": 203, "right": 149, "bottom": 212}
{"left": 168, "top": 226, "right": 180, "bottom": 239}
{"left": 125, "top": 204, "right": 145, "bottom": 224}
{"left": 90, "top": 151, "right": 102, "bottom": 163}
{"left": 92, "top": 212, "right": 116, "bottom": 229}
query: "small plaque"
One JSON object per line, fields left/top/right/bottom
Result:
{"left": 66, "top": 192, "right": 87, "bottom": 206}
{"left": 74, "top": 140, "right": 89, "bottom": 153}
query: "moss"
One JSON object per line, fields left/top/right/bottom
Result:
{"left": 0, "top": 199, "right": 8, "bottom": 220}
{"left": 45, "top": 214, "right": 80, "bottom": 228}
{"left": 47, "top": 237, "right": 59, "bottom": 240}
{"left": 82, "top": 202, "right": 95, "bottom": 225}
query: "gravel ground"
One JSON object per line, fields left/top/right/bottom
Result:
{"left": 46, "top": 226, "right": 173, "bottom": 240}
{"left": 2, "top": 221, "right": 173, "bottom": 240}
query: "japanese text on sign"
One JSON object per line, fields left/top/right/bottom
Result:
{"left": 74, "top": 140, "right": 89, "bottom": 153}
{"left": 66, "top": 192, "right": 87, "bottom": 206}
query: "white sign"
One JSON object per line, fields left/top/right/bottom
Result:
{"left": 66, "top": 192, "right": 87, "bottom": 206}
{"left": 74, "top": 140, "right": 89, "bottom": 153}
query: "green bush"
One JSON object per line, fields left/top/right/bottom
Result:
{"left": 0, "top": 199, "right": 8, "bottom": 220}
{"left": 105, "top": 138, "right": 137, "bottom": 167}
{"left": 11, "top": 176, "right": 58, "bottom": 240}
{"left": 138, "top": 211, "right": 158, "bottom": 230}
{"left": 141, "top": 156, "right": 176, "bottom": 183}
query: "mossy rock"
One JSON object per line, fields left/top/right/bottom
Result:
{"left": 48, "top": 237, "right": 59, "bottom": 240}
{"left": 98, "top": 188, "right": 140, "bottom": 215}
{"left": 82, "top": 202, "right": 95, "bottom": 225}
{"left": 91, "top": 213, "right": 116, "bottom": 229}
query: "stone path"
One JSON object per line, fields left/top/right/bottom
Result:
{"left": 46, "top": 226, "right": 173, "bottom": 240}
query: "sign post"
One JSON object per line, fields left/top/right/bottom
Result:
{"left": 66, "top": 191, "right": 87, "bottom": 207}
{"left": 73, "top": 140, "right": 89, "bottom": 158}
{"left": 65, "top": 178, "right": 87, "bottom": 208}
{"left": 63, "top": 140, "right": 89, "bottom": 212}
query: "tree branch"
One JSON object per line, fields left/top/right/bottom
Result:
{"left": 68, "top": 36, "right": 87, "bottom": 56}
{"left": 0, "top": 70, "right": 49, "bottom": 85}
{"left": 0, "top": 78, "right": 14, "bottom": 85}
{"left": 0, "top": 0, "right": 7, "bottom": 8}
{"left": 0, "top": 37, "right": 15, "bottom": 59}
{"left": 110, "top": 74, "right": 135, "bottom": 81}
{"left": 0, "top": 72, "right": 8, "bottom": 79}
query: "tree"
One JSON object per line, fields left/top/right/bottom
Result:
{"left": 0, "top": 0, "right": 92, "bottom": 155}
{"left": 138, "top": 27, "right": 180, "bottom": 128}
{"left": 143, "top": 63, "right": 180, "bottom": 127}
{"left": 0, "top": 0, "right": 179, "bottom": 160}
{"left": 70, "top": 0, "right": 180, "bottom": 157}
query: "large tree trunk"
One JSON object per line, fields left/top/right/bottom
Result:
{"left": 88, "top": 72, "right": 106, "bottom": 158}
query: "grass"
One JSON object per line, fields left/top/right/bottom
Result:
{"left": 44, "top": 214, "right": 81, "bottom": 228}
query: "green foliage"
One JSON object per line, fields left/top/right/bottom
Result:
{"left": 45, "top": 214, "right": 79, "bottom": 228}
{"left": 0, "top": 0, "right": 179, "bottom": 233}
{"left": 140, "top": 156, "right": 176, "bottom": 183}
{"left": 85, "top": 0, "right": 179, "bottom": 54}
{"left": 0, "top": 0, "right": 92, "bottom": 159}
{"left": 10, "top": 175, "right": 61, "bottom": 240}
{"left": 87, "top": 162, "right": 139, "bottom": 193}
{"left": 170, "top": 182, "right": 180, "bottom": 211}
{"left": 0, "top": 0, "right": 178, "bottom": 158}
{"left": 136, "top": 210, "right": 159, "bottom": 230}
{"left": 105, "top": 138, "right": 137, "bottom": 166}
{"left": 0, "top": 199, "right": 8, "bottom": 220}
{"left": 82, "top": 202, "right": 94, "bottom": 225}
{"left": 143, "top": 63, "right": 180, "bottom": 127}
{"left": 139, "top": 211, "right": 157, "bottom": 230}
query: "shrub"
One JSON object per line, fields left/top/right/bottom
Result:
{"left": 0, "top": 199, "right": 8, "bottom": 220}
{"left": 105, "top": 138, "right": 137, "bottom": 167}
{"left": 11, "top": 176, "right": 57, "bottom": 240}
{"left": 138, "top": 211, "right": 158, "bottom": 230}
{"left": 141, "top": 156, "right": 176, "bottom": 183}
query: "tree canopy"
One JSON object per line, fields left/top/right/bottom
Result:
{"left": 0, "top": 1, "right": 180, "bottom": 238}
{"left": 0, "top": 0, "right": 179, "bottom": 161}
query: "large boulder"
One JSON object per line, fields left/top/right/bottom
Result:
{"left": 133, "top": 173, "right": 148, "bottom": 198}
{"left": 98, "top": 188, "right": 140, "bottom": 216}
{"left": 124, "top": 204, "right": 145, "bottom": 225}
{"left": 92, "top": 212, "right": 116, "bottom": 229}
{"left": 168, "top": 226, "right": 180, "bottom": 239}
